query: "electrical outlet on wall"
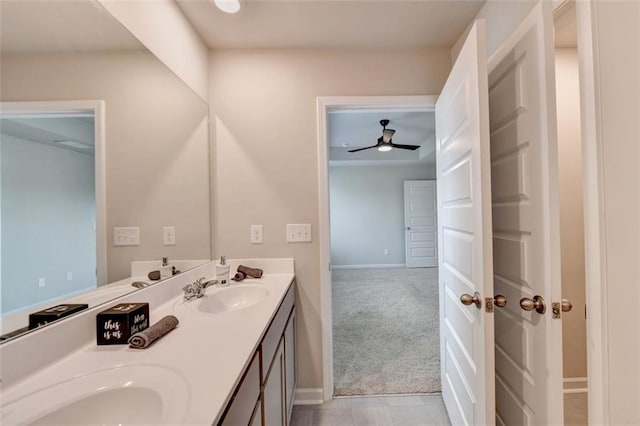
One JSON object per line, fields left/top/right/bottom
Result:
{"left": 251, "top": 225, "right": 263, "bottom": 244}
{"left": 384, "top": 249, "right": 389, "bottom": 256}
{"left": 163, "top": 226, "right": 176, "bottom": 246}
{"left": 38, "top": 278, "right": 46, "bottom": 288}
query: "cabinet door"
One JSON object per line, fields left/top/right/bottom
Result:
{"left": 284, "top": 311, "right": 296, "bottom": 424}
{"left": 263, "top": 337, "right": 285, "bottom": 426}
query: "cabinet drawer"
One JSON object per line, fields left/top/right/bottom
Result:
{"left": 261, "top": 284, "right": 295, "bottom": 380}
{"left": 221, "top": 352, "right": 260, "bottom": 426}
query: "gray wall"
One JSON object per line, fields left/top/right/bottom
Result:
{"left": 329, "top": 164, "right": 435, "bottom": 267}
{"left": 1, "top": 134, "right": 96, "bottom": 313}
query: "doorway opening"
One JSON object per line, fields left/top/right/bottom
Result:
{"left": 327, "top": 108, "right": 439, "bottom": 396}
{"left": 553, "top": 2, "right": 588, "bottom": 424}
{"left": 318, "top": 96, "right": 439, "bottom": 397}
{"left": 0, "top": 100, "right": 106, "bottom": 334}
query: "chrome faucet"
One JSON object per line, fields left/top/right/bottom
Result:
{"left": 182, "top": 277, "right": 218, "bottom": 301}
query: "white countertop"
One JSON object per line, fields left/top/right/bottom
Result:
{"left": 0, "top": 271, "right": 295, "bottom": 425}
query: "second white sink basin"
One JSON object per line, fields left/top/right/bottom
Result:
{"left": 198, "top": 285, "right": 268, "bottom": 313}
{"left": 1, "top": 364, "right": 189, "bottom": 425}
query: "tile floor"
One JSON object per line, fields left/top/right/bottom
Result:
{"left": 290, "top": 394, "right": 451, "bottom": 426}
{"left": 291, "top": 392, "right": 587, "bottom": 425}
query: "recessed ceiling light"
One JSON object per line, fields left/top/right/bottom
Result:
{"left": 341, "top": 143, "right": 351, "bottom": 148}
{"left": 214, "top": 0, "right": 240, "bottom": 14}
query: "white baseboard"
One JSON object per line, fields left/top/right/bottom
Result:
{"left": 294, "top": 388, "right": 324, "bottom": 405}
{"left": 331, "top": 263, "right": 406, "bottom": 270}
{"left": 563, "top": 377, "right": 588, "bottom": 394}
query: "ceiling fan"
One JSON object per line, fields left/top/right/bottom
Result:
{"left": 348, "top": 119, "right": 421, "bottom": 153}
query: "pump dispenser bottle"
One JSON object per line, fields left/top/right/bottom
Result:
{"left": 215, "top": 256, "right": 230, "bottom": 287}
{"left": 159, "top": 257, "right": 173, "bottom": 279}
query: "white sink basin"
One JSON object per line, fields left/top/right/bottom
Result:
{"left": 197, "top": 285, "right": 268, "bottom": 314}
{"left": 1, "top": 364, "right": 189, "bottom": 425}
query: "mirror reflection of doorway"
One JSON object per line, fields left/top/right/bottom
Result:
{"left": 0, "top": 106, "right": 102, "bottom": 331}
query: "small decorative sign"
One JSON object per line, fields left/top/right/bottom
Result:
{"left": 96, "top": 303, "right": 149, "bottom": 345}
{"left": 28, "top": 304, "right": 89, "bottom": 330}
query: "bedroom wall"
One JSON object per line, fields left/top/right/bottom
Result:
{"left": 329, "top": 164, "right": 435, "bottom": 267}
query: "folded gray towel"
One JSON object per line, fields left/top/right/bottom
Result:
{"left": 237, "top": 265, "right": 263, "bottom": 278}
{"left": 128, "top": 315, "right": 179, "bottom": 349}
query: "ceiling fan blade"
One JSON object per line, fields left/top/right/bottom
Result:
{"left": 348, "top": 145, "right": 379, "bottom": 153}
{"left": 390, "top": 143, "right": 421, "bottom": 151}
{"left": 382, "top": 128, "right": 395, "bottom": 143}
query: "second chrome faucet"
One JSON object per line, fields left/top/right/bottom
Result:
{"left": 182, "top": 277, "right": 220, "bottom": 301}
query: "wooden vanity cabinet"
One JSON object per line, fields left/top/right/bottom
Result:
{"left": 262, "top": 337, "right": 286, "bottom": 425}
{"left": 284, "top": 310, "right": 296, "bottom": 422}
{"left": 221, "top": 353, "right": 261, "bottom": 426}
{"left": 218, "top": 282, "right": 296, "bottom": 426}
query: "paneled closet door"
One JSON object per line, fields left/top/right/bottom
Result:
{"left": 488, "top": 2, "right": 564, "bottom": 424}
{"left": 436, "top": 19, "right": 496, "bottom": 426}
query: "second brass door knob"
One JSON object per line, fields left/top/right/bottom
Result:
{"left": 520, "top": 295, "right": 546, "bottom": 314}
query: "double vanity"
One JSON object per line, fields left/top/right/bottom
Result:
{"left": 0, "top": 259, "right": 297, "bottom": 425}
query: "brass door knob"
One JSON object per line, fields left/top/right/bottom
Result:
{"left": 494, "top": 295, "right": 507, "bottom": 308}
{"left": 520, "top": 295, "right": 546, "bottom": 314}
{"left": 460, "top": 292, "right": 482, "bottom": 309}
{"left": 561, "top": 299, "right": 573, "bottom": 312}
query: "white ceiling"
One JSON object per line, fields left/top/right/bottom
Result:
{"left": 328, "top": 110, "right": 435, "bottom": 164}
{"left": 0, "top": 116, "right": 95, "bottom": 155}
{"left": 177, "top": 0, "right": 486, "bottom": 49}
{"left": 329, "top": 110, "right": 434, "bottom": 148}
{"left": 0, "top": 0, "right": 144, "bottom": 54}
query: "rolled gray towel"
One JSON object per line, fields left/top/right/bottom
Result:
{"left": 237, "top": 265, "right": 263, "bottom": 278}
{"left": 128, "top": 315, "right": 179, "bottom": 349}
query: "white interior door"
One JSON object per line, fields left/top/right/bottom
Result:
{"left": 436, "top": 20, "right": 495, "bottom": 426}
{"left": 404, "top": 180, "right": 437, "bottom": 268}
{"left": 488, "top": 2, "right": 564, "bottom": 425}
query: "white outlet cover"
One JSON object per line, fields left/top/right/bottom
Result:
{"left": 163, "top": 226, "right": 176, "bottom": 246}
{"left": 251, "top": 225, "right": 263, "bottom": 244}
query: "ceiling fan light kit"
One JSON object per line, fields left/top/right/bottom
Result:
{"left": 348, "top": 119, "right": 421, "bottom": 153}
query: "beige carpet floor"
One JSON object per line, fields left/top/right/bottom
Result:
{"left": 332, "top": 267, "right": 441, "bottom": 396}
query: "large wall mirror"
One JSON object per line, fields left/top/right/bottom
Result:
{"left": 0, "top": 1, "right": 212, "bottom": 341}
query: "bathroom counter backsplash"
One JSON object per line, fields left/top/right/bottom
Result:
{"left": 0, "top": 258, "right": 295, "bottom": 425}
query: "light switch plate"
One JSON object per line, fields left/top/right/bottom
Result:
{"left": 251, "top": 225, "right": 263, "bottom": 244}
{"left": 286, "top": 224, "right": 311, "bottom": 243}
{"left": 163, "top": 226, "right": 176, "bottom": 246}
{"left": 114, "top": 227, "right": 140, "bottom": 246}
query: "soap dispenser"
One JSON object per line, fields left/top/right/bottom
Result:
{"left": 216, "top": 256, "right": 230, "bottom": 287}
{"left": 159, "top": 257, "right": 173, "bottom": 279}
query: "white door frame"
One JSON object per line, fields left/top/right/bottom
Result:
{"left": 316, "top": 95, "right": 437, "bottom": 400}
{"left": 316, "top": 8, "right": 608, "bottom": 415}
{"left": 0, "top": 100, "right": 108, "bottom": 286}
{"left": 574, "top": 2, "right": 608, "bottom": 424}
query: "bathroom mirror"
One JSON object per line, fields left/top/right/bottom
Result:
{"left": 0, "top": 0, "right": 212, "bottom": 341}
